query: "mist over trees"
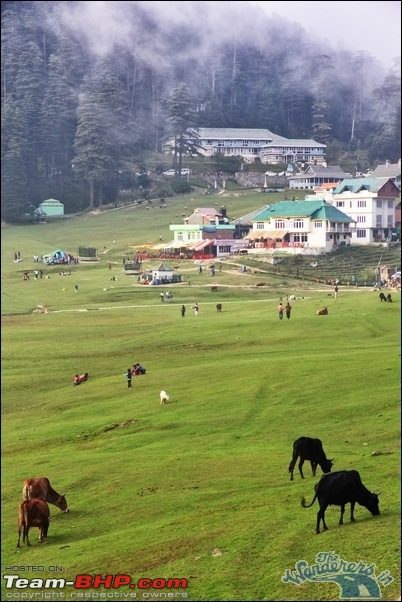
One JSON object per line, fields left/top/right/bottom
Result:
{"left": 1, "top": 0, "right": 401, "bottom": 219}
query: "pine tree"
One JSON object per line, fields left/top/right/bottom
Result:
{"left": 166, "top": 82, "right": 200, "bottom": 174}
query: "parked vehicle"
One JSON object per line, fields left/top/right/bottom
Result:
{"left": 163, "top": 168, "right": 192, "bottom": 176}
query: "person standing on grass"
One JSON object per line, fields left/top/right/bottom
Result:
{"left": 278, "top": 302, "right": 284, "bottom": 320}
{"left": 126, "top": 367, "right": 133, "bottom": 388}
{"left": 181, "top": 304, "right": 186, "bottom": 317}
{"left": 334, "top": 285, "right": 339, "bottom": 299}
{"left": 285, "top": 302, "right": 292, "bottom": 319}
{"left": 74, "top": 284, "right": 79, "bottom": 293}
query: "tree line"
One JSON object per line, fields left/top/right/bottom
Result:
{"left": 1, "top": 0, "right": 400, "bottom": 219}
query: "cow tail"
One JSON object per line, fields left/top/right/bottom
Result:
{"left": 301, "top": 492, "right": 317, "bottom": 508}
{"left": 22, "top": 504, "right": 29, "bottom": 543}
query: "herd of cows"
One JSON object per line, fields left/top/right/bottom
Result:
{"left": 289, "top": 437, "right": 380, "bottom": 534}
{"left": 17, "top": 438, "right": 380, "bottom": 547}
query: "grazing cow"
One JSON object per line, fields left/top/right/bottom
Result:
{"left": 23, "top": 477, "right": 69, "bottom": 513}
{"left": 301, "top": 469, "right": 380, "bottom": 534}
{"left": 288, "top": 437, "right": 333, "bottom": 481}
{"left": 211, "top": 286, "right": 218, "bottom": 292}
{"left": 17, "top": 498, "right": 50, "bottom": 547}
{"left": 160, "top": 390, "right": 169, "bottom": 405}
{"left": 316, "top": 307, "right": 328, "bottom": 315}
{"left": 379, "top": 292, "right": 387, "bottom": 302}
{"left": 386, "top": 293, "right": 392, "bottom": 303}
{"left": 216, "top": 303, "right": 222, "bottom": 312}
{"left": 288, "top": 295, "right": 296, "bottom": 301}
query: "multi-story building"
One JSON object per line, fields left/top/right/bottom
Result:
{"left": 164, "top": 128, "right": 326, "bottom": 165}
{"left": 245, "top": 200, "right": 355, "bottom": 254}
{"left": 329, "top": 177, "right": 400, "bottom": 244}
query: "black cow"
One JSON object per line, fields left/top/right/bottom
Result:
{"left": 288, "top": 436, "right": 333, "bottom": 481}
{"left": 216, "top": 303, "right": 222, "bottom": 312}
{"left": 379, "top": 292, "right": 387, "bottom": 302}
{"left": 301, "top": 469, "right": 380, "bottom": 534}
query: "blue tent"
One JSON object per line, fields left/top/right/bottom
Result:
{"left": 42, "top": 249, "right": 68, "bottom": 265}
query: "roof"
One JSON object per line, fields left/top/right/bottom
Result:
{"left": 230, "top": 205, "right": 270, "bottom": 226}
{"left": 371, "top": 162, "right": 401, "bottom": 178}
{"left": 190, "top": 239, "right": 213, "bottom": 251}
{"left": 288, "top": 165, "right": 348, "bottom": 179}
{"left": 192, "top": 207, "right": 222, "bottom": 216}
{"left": 245, "top": 230, "right": 271, "bottom": 240}
{"left": 253, "top": 201, "right": 354, "bottom": 223}
{"left": 40, "top": 198, "right": 64, "bottom": 205}
{"left": 155, "top": 262, "right": 173, "bottom": 272}
{"left": 333, "top": 177, "right": 397, "bottom": 194}
{"left": 197, "top": 127, "right": 287, "bottom": 141}
{"left": 314, "top": 182, "right": 340, "bottom": 191}
{"left": 262, "top": 139, "right": 326, "bottom": 148}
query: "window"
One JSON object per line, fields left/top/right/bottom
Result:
{"left": 293, "top": 233, "right": 308, "bottom": 242}
{"left": 336, "top": 201, "right": 345, "bottom": 208}
{"left": 376, "top": 216, "right": 383, "bottom": 228}
{"left": 376, "top": 200, "right": 382, "bottom": 208}
{"left": 294, "top": 219, "right": 304, "bottom": 229}
{"left": 387, "top": 215, "right": 394, "bottom": 227}
{"left": 387, "top": 200, "right": 394, "bottom": 209}
{"left": 357, "top": 215, "right": 366, "bottom": 223}
{"left": 357, "top": 200, "right": 367, "bottom": 207}
{"left": 275, "top": 220, "right": 285, "bottom": 229}
{"left": 356, "top": 229, "right": 366, "bottom": 238}
{"left": 314, "top": 221, "right": 323, "bottom": 228}
{"left": 256, "top": 222, "right": 265, "bottom": 230}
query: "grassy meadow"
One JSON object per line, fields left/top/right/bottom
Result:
{"left": 1, "top": 192, "right": 401, "bottom": 601}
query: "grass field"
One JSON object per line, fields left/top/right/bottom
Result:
{"left": 1, "top": 192, "right": 401, "bottom": 601}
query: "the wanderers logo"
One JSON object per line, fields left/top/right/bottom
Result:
{"left": 282, "top": 552, "right": 394, "bottom": 600}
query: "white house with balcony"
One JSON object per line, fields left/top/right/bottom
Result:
{"left": 164, "top": 127, "right": 326, "bottom": 165}
{"left": 245, "top": 200, "right": 355, "bottom": 255}
{"left": 288, "top": 165, "right": 350, "bottom": 190}
{"left": 324, "top": 177, "right": 400, "bottom": 244}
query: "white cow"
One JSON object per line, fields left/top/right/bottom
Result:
{"left": 160, "top": 390, "right": 170, "bottom": 405}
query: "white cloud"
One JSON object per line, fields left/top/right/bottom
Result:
{"left": 249, "top": 1, "right": 401, "bottom": 69}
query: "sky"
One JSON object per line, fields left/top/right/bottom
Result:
{"left": 249, "top": 1, "right": 401, "bottom": 70}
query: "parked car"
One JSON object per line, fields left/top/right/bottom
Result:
{"left": 163, "top": 168, "right": 193, "bottom": 176}
{"left": 135, "top": 170, "right": 151, "bottom": 176}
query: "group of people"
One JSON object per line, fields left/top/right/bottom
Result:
{"left": 179, "top": 303, "right": 200, "bottom": 317}
{"left": 125, "top": 363, "right": 147, "bottom": 388}
{"left": 73, "top": 373, "right": 89, "bottom": 385}
{"left": 278, "top": 302, "right": 292, "bottom": 320}
{"left": 160, "top": 291, "right": 173, "bottom": 302}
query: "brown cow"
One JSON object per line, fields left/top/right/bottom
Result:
{"left": 316, "top": 307, "right": 328, "bottom": 315}
{"left": 23, "top": 477, "right": 69, "bottom": 513}
{"left": 17, "top": 498, "right": 50, "bottom": 547}
{"left": 211, "top": 286, "right": 218, "bottom": 292}
{"left": 216, "top": 303, "right": 222, "bottom": 312}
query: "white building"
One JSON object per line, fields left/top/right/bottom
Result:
{"left": 245, "top": 200, "right": 355, "bottom": 255}
{"left": 288, "top": 165, "right": 350, "bottom": 190}
{"left": 164, "top": 127, "right": 326, "bottom": 165}
{"left": 327, "top": 177, "right": 400, "bottom": 244}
